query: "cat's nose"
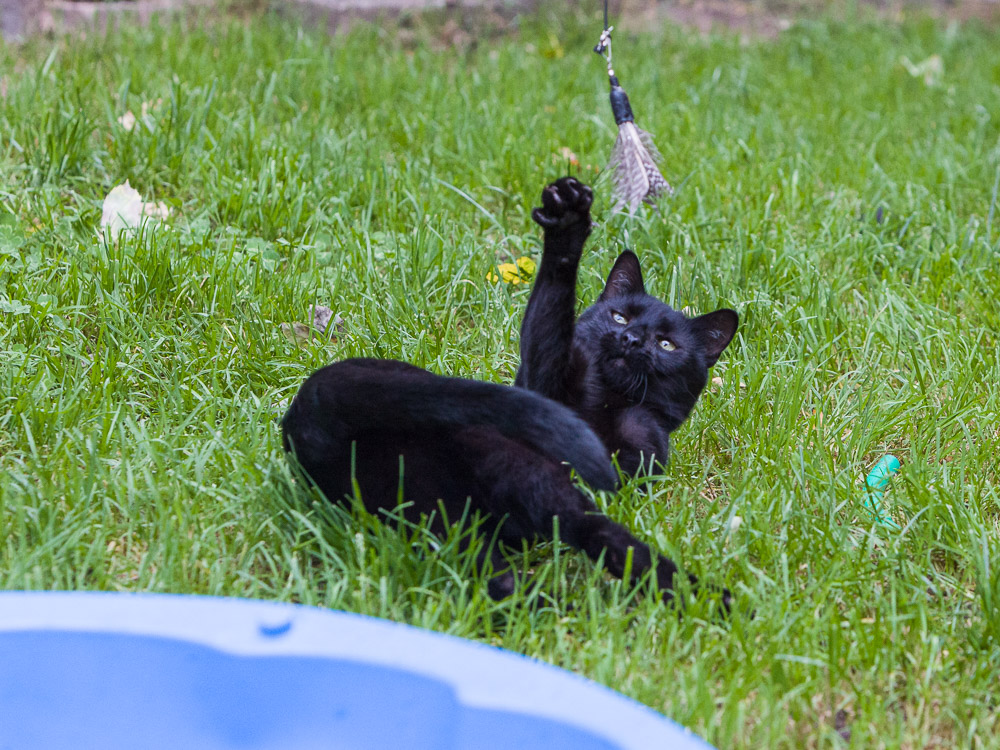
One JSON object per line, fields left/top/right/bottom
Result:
{"left": 622, "top": 330, "right": 642, "bottom": 348}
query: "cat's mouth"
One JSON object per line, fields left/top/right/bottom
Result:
{"left": 601, "top": 350, "right": 654, "bottom": 398}
{"left": 608, "top": 350, "right": 652, "bottom": 372}
{"left": 602, "top": 355, "right": 652, "bottom": 401}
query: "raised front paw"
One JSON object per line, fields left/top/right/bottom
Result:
{"left": 531, "top": 177, "right": 593, "bottom": 231}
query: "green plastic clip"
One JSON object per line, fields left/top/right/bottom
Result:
{"left": 862, "top": 454, "right": 901, "bottom": 529}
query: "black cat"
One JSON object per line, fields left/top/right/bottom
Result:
{"left": 282, "top": 177, "right": 737, "bottom": 606}
{"left": 517, "top": 179, "right": 738, "bottom": 477}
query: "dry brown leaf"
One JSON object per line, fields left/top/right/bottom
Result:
{"left": 280, "top": 322, "right": 312, "bottom": 347}
{"left": 310, "top": 305, "right": 344, "bottom": 337}
{"left": 282, "top": 306, "right": 344, "bottom": 347}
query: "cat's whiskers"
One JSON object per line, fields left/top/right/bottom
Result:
{"left": 637, "top": 373, "right": 649, "bottom": 405}
{"left": 623, "top": 368, "right": 648, "bottom": 404}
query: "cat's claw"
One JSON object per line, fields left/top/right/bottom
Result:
{"left": 532, "top": 177, "right": 593, "bottom": 230}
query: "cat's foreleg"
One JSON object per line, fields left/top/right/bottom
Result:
{"left": 556, "top": 511, "right": 682, "bottom": 603}
{"left": 557, "top": 510, "right": 732, "bottom": 612}
{"left": 482, "top": 448, "right": 696, "bottom": 607}
{"left": 514, "top": 177, "right": 593, "bottom": 402}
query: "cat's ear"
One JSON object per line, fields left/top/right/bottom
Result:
{"left": 691, "top": 309, "right": 738, "bottom": 367}
{"left": 600, "top": 251, "right": 645, "bottom": 300}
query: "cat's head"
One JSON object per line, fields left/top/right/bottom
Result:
{"left": 574, "top": 251, "right": 738, "bottom": 424}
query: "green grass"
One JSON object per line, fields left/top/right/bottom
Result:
{"left": 2, "top": 5, "right": 1000, "bottom": 747}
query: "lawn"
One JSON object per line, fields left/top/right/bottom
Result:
{"left": 2, "top": 4, "right": 999, "bottom": 747}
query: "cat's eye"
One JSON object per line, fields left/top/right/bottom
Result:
{"left": 611, "top": 312, "right": 628, "bottom": 325}
{"left": 659, "top": 339, "right": 676, "bottom": 352}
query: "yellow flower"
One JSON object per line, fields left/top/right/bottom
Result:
{"left": 487, "top": 256, "right": 536, "bottom": 285}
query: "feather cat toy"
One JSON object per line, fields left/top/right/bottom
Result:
{"left": 594, "top": 10, "right": 671, "bottom": 213}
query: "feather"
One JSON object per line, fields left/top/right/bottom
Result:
{"left": 607, "top": 121, "right": 672, "bottom": 214}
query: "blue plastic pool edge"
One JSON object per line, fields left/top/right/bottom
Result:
{"left": 0, "top": 591, "right": 714, "bottom": 750}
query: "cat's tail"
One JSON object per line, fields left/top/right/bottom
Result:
{"left": 282, "top": 358, "right": 618, "bottom": 491}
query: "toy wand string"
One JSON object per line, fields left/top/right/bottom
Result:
{"left": 594, "top": 0, "right": 671, "bottom": 213}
